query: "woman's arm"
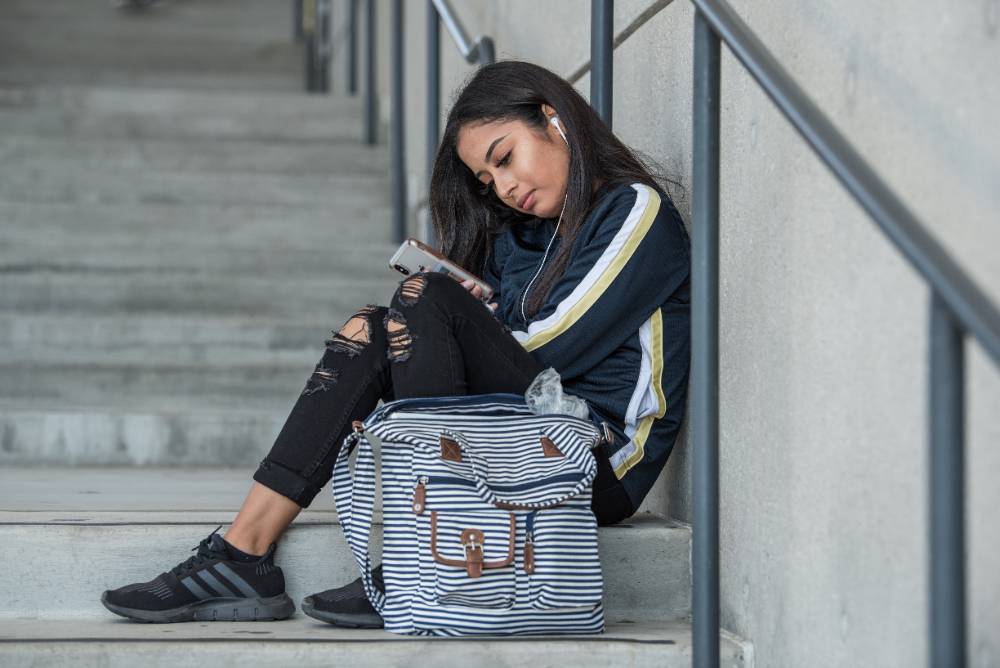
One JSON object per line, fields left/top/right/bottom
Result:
{"left": 510, "top": 183, "right": 690, "bottom": 380}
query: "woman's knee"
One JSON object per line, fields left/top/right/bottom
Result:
{"left": 385, "top": 272, "right": 470, "bottom": 364}
{"left": 324, "top": 304, "right": 390, "bottom": 358}
{"left": 391, "top": 270, "right": 469, "bottom": 310}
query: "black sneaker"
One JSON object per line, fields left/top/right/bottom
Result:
{"left": 301, "top": 564, "right": 385, "bottom": 628}
{"left": 101, "top": 527, "right": 295, "bottom": 623}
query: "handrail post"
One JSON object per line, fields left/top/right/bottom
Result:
{"left": 929, "top": 293, "right": 967, "bottom": 668}
{"left": 293, "top": 0, "right": 304, "bottom": 42}
{"left": 363, "top": 0, "right": 376, "bottom": 145}
{"left": 317, "top": 0, "right": 332, "bottom": 93}
{"left": 692, "top": 9, "right": 721, "bottom": 668}
{"left": 302, "top": 0, "right": 317, "bottom": 91}
{"left": 391, "top": 0, "right": 406, "bottom": 243}
{"left": 477, "top": 37, "right": 495, "bottom": 65}
{"left": 427, "top": 1, "right": 441, "bottom": 246}
{"left": 590, "top": 0, "right": 613, "bottom": 126}
{"left": 347, "top": 0, "right": 358, "bottom": 95}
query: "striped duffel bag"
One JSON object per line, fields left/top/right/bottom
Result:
{"left": 331, "top": 392, "right": 606, "bottom": 636}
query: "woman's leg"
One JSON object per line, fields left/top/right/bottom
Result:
{"left": 227, "top": 273, "right": 544, "bottom": 554}
{"left": 225, "top": 303, "right": 393, "bottom": 554}
{"left": 101, "top": 277, "right": 546, "bottom": 622}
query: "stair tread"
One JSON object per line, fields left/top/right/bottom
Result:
{"left": 0, "top": 83, "right": 368, "bottom": 114}
{"left": 0, "top": 467, "right": 680, "bottom": 533}
{"left": 0, "top": 470, "right": 693, "bottom": 625}
{"left": 0, "top": 618, "right": 750, "bottom": 668}
{"left": 0, "top": 616, "right": 688, "bottom": 643}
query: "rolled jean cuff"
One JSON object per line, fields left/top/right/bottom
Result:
{"left": 252, "top": 457, "right": 324, "bottom": 508}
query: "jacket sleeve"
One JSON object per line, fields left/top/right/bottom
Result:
{"left": 481, "top": 230, "right": 507, "bottom": 307}
{"left": 510, "top": 183, "right": 690, "bottom": 380}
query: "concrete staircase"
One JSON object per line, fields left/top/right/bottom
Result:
{"left": 0, "top": 1, "right": 748, "bottom": 665}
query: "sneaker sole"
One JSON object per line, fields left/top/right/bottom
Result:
{"left": 300, "top": 598, "right": 384, "bottom": 629}
{"left": 101, "top": 591, "right": 296, "bottom": 623}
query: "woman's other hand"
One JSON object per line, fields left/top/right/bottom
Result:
{"left": 458, "top": 279, "right": 498, "bottom": 312}
{"left": 459, "top": 278, "right": 487, "bottom": 301}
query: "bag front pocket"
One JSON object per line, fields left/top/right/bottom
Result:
{"left": 525, "top": 506, "right": 603, "bottom": 609}
{"left": 428, "top": 510, "right": 517, "bottom": 609}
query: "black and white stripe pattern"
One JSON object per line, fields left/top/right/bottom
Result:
{"left": 333, "top": 393, "right": 605, "bottom": 636}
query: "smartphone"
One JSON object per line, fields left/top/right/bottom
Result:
{"left": 389, "top": 238, "right": 495, "bottom": 301}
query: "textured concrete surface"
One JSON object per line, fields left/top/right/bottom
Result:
{"left": 0, "top": 0, "right": 302, "bottom": 91}
{"left": 0, "top": 468, "right": 692, "bottom": 623}
{"left": 0, "top": 619, "right": 748, "bottom": 668}
{"left": 0, "top": 0, "right": 401, "bottom": 473}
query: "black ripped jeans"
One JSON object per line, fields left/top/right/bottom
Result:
{"left": 253, "top": 271, "right": 633, "bottom": 526}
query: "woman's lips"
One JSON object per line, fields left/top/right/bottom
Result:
{"left": 519, "top": 190, "right": 536, "bottom": 210}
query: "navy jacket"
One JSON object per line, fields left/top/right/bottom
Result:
{"left": 483, "top": 182, "right": 691, "bottom": 510}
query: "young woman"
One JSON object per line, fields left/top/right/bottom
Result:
{"left": 101, "top": 60, "right": 691, "bottom": 626}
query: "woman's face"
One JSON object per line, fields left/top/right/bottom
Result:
{"left": 456, "top": 104, "right": 570, "bottom": 219}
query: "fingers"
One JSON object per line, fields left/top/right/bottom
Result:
{"left": 460, "top": 279, "right": 484, "bottom": 299}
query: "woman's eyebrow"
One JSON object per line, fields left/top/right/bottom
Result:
{"left": 474, "top": 134, "right": 509, "bottom": 179}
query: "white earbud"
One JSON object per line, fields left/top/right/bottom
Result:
{"left": 550, "top": 116, "right": 568, "bottom": 145}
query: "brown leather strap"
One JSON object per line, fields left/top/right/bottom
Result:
{"left": 440, "top": 436, "right": 463, "bottom": 462}
{"left": 540, "top": 435, "right": 564, "bottom": 458}
{"left": 430, "top": 512, "right": 515, "bottom": 578}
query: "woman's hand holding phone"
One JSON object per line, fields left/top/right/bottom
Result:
{"left": 459, "top": 279, "right": 498, "bottom": 312}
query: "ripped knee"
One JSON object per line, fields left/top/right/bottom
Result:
{"left": 396, "top": 273, "right": 429, "bottom": 307}
{"left": 325, "top": 304, "right": 379, "bottom": 358}
{"left": 384, "top": 307, "right": 415, "bottom": 363}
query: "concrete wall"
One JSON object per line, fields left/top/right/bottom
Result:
{"left": 377, "top": 0, "right": 1000, "bottom": 664}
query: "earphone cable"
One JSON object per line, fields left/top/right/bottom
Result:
{"left": 519, "top": 191, "right": 569, "bottom": 325}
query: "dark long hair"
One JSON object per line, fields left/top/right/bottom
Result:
{"left": 430, "top": 60, "right": 677, "bottom": 320}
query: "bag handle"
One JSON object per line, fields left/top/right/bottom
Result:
{"left": 331, "top": 423, "right": 385, "bottom": 613}
{"left": 443, "top": 429, "right": 599, "bottom": 510}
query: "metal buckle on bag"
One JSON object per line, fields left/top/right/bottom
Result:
{"left": 600, "top": 421, "right": 614, "bottom": 447}
{"left": 460, "top": 529, "right": 485, "bottom": 578}
{"left": 430, "top": 513, "right": 516, "bottom": 578}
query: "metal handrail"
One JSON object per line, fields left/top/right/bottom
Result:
{"left": 420, "top": 1, "right": 496, "bottom": 244}
{"left": 690, "top": 0, "right": 1000, "bottom": 665}
{"left": 566, "top": 0, "right": 675, "bottom": 86}
{"left": 694, "top": 0, "right": 1000, "bottom": 364}
{"left": 430, "top": 0, "right": 496, "bottom": 65}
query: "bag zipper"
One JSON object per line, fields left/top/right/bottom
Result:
{"left": 524, "top": 510, "right": 536, "bottom": 574}
{"left": 410, "top": 471, "right": 585, "bottom": 515}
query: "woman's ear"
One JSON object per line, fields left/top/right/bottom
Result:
{"left": 540, "top": 103, "right": 557, "bottom": 121}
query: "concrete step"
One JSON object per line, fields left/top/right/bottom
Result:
{"left": 0, "top": 200, "right": 397, "bottom": 245}
{"left": 0, "top": 84, "right": 365, "bottom": 142}
{"left": 1, "top": 341, "right": 323, "bottom": 368}
{"left": 0, "top": 359, "right": 321, "bottom": 406}
{"left": 0, "top": 468, "right": 694, "bottom": 625}
{"left": 1, "top": 239, "right": 399, "bottom": 279}
{"left": 0, "top": 400, "right": 288, "bottom": 466}
{"left": 0, "top": 67, "right": 305, "bottom": 93}
{"left": 0, "top": 0, "right": 303, "bottom": 92}
{"left": 0, "top": 166, "right": 389, "bottom": 208}
{"left": 0, "top": 271, "right": 399, "bottom": 317}
{"left": 0, "top": 401, "right": 288, "bottom": 466}
{"left": 0, "top": 134, "right": 392, "bottom": 176}
{"left": 0, "top": 85, "right": 363, "bottom": 120}
{"left": 0, "top": 95, "right": 365, "bottom": 144}
{"left": 0, "top": 0, "right": 296, "bottom": 43}
{"left": 0, "top": 619, "right": 748, "bottom": 668}
{"left": 0, "top": 313, "right": 333, "bottom": 358}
